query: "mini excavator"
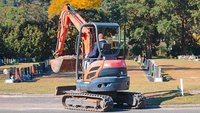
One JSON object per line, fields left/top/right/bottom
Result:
{"left": 50, "top": 4, "right": 145, "bottom": 112}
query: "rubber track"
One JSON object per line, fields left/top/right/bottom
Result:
{"left": 62, "top": 92, "right": 113, "bottom": 112}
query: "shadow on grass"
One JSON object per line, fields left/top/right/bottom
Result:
{"left": 22, "top": 78, "right": 39, "bottom": 82}
{"left": 128, "top": 68, "right": 143, "bottom": 71}
{"left": 152, "top": 56, "right": 169, "bottom": 59}
{"left": 162, "top": 74, "right": 176, "bottom": 81}
{"left": 47, "top": 75, "right": 74, "bottom": 78}
{"left": 159, "top": 65, "right": 175, "bottom": 67}
{"left": 127, "top": 66, "right": 143, "bottom": 71}
{"left": 47, "top": 72, "right": 75, "bottom": 78}
{"left": 144, "top": 90, "right": 179, "bottom": 107}
{"left": 162, "top": 67, "right": 200, "bottom": 71}
{"left": 159, "top": 63, "right": 200, "bottom": 71}
{"left": 14, "top": 78, "right": 40, "bottom": 83}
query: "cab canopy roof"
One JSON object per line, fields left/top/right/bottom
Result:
{"left": 82, "top": 22, "right": 120, "bottom": 27}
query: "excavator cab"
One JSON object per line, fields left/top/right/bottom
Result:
{"left": 75, "top": 22, "right": 130, "bottom": 92}
{"left": 78, "top": 22, "right": 121, "bottom": 71}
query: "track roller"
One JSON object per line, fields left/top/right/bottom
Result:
{"left": 62, "top": 92, "right": 113, "bottom": 112}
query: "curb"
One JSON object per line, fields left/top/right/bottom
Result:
{"left": 0, "top": 94, "right": 58, "bottom": 97}
{"left": 145, "top": 104, "right": 200, "bottom": 109}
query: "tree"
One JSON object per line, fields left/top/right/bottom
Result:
{"left": 190, "top": 0, "right": 200, "bottom": 44}
{"left": 102, "top": 0, "right": 200, "bottom": 57}
{"left": 0, "top": 2, "right": 56, "bottom": 60}
{"left": 156, "top": 0, "right": 199, "bottom": 56}
{"left": 1, "top": 0, "right": 200, "bottom": 60}
{"left": 0, "top": 26, "right": 6, "bottom": 58}
{"left": 102, "top": 0, "right": 161, "bottom": 58}
{"left": 48, "top": 0, "right": 102, "bottom": 19}
{"left": 126, "top": 0, "right": 159, "bottom": 58}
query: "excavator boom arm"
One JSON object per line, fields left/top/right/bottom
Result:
{"left": 54, "top": 4, "right": 87, "bottom": 57}
{"left": 51, "top": 4, "right": 91, "bottom": 73}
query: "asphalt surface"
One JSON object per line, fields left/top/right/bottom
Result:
{"left": 0, "top": 94, "right": 200, "bottom": 113}
{"left": 1, "top": 108, "right": 200, "bottom": 113}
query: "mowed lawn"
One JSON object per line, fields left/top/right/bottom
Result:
{"left": 0, "top": 73, "right": 76, "bottom": 94}
{"left": 0, "top": 59, "right": 200, "bottom": 105}
{"left": 127, "top": 59, "right": 200, "bottom": 105}
{"left": 0, "top": 62, "right": 76, "bottom": 94}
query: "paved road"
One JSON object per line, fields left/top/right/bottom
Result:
{"left": 1, "top": 108, "right": 200, "bottom": 113}
{"left": 0, "top": 94, "right": 200, "bottom": 113}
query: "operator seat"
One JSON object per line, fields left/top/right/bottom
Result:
{"left": 101, "top": 43, "right": 114, "bottom": 60}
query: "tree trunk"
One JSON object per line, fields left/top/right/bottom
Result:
{"left": 181, "top": 19, "right": 186, "bottom": 55}
{"left": 146, "top": 44, "right": 152, "bottom": 59}
{"left": 146, "top": 37, "right": 152, "bottom": 59}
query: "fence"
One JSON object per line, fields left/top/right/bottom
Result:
{"left": 3, "top": 59, "right": 50, "bottom": 83}
{"left": 141, "top": 59, "right": 163, "bottom": 82}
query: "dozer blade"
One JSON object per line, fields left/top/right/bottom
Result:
{"left": 50, "top": 56, "right": 76, "bottom": 73}
{"left": 55, "top": 85, "right": 76, "bottom": 95}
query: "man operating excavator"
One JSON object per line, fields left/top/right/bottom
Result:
{"left": 88, "top": 33, "right": 108, "bottom": 58}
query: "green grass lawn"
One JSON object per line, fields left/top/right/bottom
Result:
{"left": 127, "top": 59, "right": 200, "bottom": 105}
{"left": 0, "top": 73, "right": 75, "bottom": 94}
{"left": 0, "top": 63, "right": 75, "bottom": 94}
{"left": 0, "top": 59, "right": 200, "bottom": 105}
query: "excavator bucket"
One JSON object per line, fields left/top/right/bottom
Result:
{"left": 50, "top": 56, "right": 77, "bottom": 73}
{"left": 55, "top": 85, "right": 76, "bottom": 95}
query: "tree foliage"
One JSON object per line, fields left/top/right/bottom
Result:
{"left": 0, "top": 1, "right": 56, "bottom": 60}
{"left": 0, "top": 0, "right": 200, "bottom": 60}
{"left": 102, "top": 0, "right": 200, "bottom": 58}
{"left": 48, "top": 0, "right": 102, "bottom": 19}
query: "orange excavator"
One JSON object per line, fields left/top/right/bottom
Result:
{"left": 50, "top": 4, "right": 145, "bottom": 112}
